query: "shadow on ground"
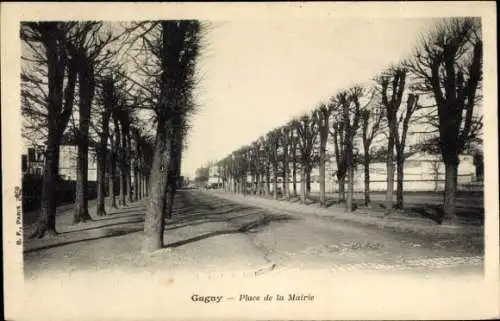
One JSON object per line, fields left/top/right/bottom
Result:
{"left": 306, "top": 194, "right": 484, "bottom": 225}
{"left": 23, "top": 190, "right": 297, "bottom": 255}
{"left": 24, "top": 224, "right": 143, "bottom": 253}
{"left": 164, "top": 213, "right": 295, "bottom": 249}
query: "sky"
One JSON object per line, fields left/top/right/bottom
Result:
{"left": 181, "top": 18, "right": 433, "bottom": 178}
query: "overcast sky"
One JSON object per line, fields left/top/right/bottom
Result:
{"left": 181, "top": 18, "right": 433, "bottom": 178}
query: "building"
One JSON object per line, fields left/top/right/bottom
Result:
{"left": 23, "top": 145, "right": 45, "bottom": 176}
{"left": 22, "top": 144, "right": 98, "bottom": 181}
{"left": 59, "top": 145, "right": 98, "bottom": 181}
{"left": 207, "top": 164, "right": 221, "bottom": 187}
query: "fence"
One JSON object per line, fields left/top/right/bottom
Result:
{"left": 265, "top": 174, "right": 481, "bottom": 194}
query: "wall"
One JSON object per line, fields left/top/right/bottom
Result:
{"left": 267, "top": 152, "right": 478, "bottom": 193}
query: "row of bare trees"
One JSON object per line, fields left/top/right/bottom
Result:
{"left": 21, "top": 20, "right": 204, "bottom": 252}
{"left": 21, "top": 22, "right": 157, "bottom": 238}
{"left": 209, "top": 18, "right": 483, "bottom": 223}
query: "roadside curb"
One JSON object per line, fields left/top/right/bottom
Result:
{"left": 206, "top": 191, "right": 483, "bottom": 237}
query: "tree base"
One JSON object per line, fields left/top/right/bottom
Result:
{"left": 29, "top": 226, "right": 58, "bottom": 239}
{"left": 96, "top": 209, "right": 107, "bottom": 217}
{"left": 142, "top": 239, "right": 163, "bottom": 253}
{"left": 440, "top": 213, "right": 457, "bottom": 225}
{"left": 73, "top": 214, "right": 93, "bottom": 224}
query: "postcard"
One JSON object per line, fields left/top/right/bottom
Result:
{"left": 2, "top": 2, "right": 498, "bottom": 320}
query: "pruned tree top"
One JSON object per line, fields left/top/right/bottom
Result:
{"left": 404, "top": 17, "right": 483, "bottom": 159}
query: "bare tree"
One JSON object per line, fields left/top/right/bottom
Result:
{"left": 378, "top": 67, "right": 406, "bottom": 213}
{"left": 136, "top": 21, "right": 204, "bottom": 251}
{"left": 260, "top": 136, "right": 272, "bottom": 197}
{"left": 95, "top": 76, "right": 114, "bottom": 216}
{"left": 249, "top": 141, "right": 263, "bottom": 195}
{"left": 278, "top": 126, "right": 292, "bottom": 199}
{"left": 292, "top": 114, "right": 319, "bottom": 204}
{"left": 72, "top": 22, "right": 115, "bottom": 224}
{"left": 289, "top": 127, "right": 299, "bottom": 198}
{"left": 22, "top": 22, "right": 79, "bottom": 238}
{"left": 393, "top": 93, "right": 420, "bottom": 209}
{"left": 360, "top": 92, "right": 383, "bottom": 206}
{"left": 406, "top": 18, "right": 482, "bottom": 221}
{"left": 107, "top": 124, "right": 119, "bottom": 209}
{"left": 266, "top": 130, "right": 281, "bottom": 199}
{"left": 315, "top": 103, "right": 332, "bottom": 207}
{"left": 112, "top": 107, "right": 127, "bottom": 207}
{"left": 330, "top": 87, "right": 363, "bottom": 212}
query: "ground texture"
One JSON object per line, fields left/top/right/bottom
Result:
{"left": 23, "top": 190, "right": 484, "bottom": 279}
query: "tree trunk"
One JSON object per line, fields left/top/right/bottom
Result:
{"left": 442, "top": 161, "right": 458, "bottom": 223}
{"left": 265, "top": 167, "right": 270, "bottom": 197}
{"left": 255, "top": 174, "right": 261, "bottom": 196}
{"left": 363, "top": 157, "right": 370, "bottom": 206}
{"left": 165, "top": 168, "right": 175, "bottom": 220}
{"left": 137, "top": 170, "right": 142, "bottom": 200}
{"left": 141, "top": 174, "right": 146, "bottom": 198}
{"left": 108, "top": 136, "right": 118, "bottom": 209}
{"left": 119, "top": 156, "right": 127, "bottom": 206}
{"left": 73, "top": 64, "right": 93, "bottom": 224}
{"left": 292, "top": 160, "right": 297, "bottom": 197}
{"left": 143, "top": 128, "right": 169, "bottom": 252}
{"left": 385, "top": 136, "right": 395, "bottom": 213}
{"left": 301, "top": 168, "right": 306, "bottom": 204}
{"left": 273, "top": 165, "right": 278, "bottom": 199}
{"left": 346, "top": 165, "right": 354, "bottom": 212}
{"left": 145, "top": 174, "right": 150, "bottom": 197}
{"left": 134, "top": 167, "right": 140, "bottom": 202}
{"left": 283, "top": 162, "right": 289, "bottom": 199}
{"left": 125, "top": 133, "right": 133, "bottom": 204}
{"left": 114, "top": 119, "right": 127, "bottom": 207}
{"left": 306, "top": 169, "right": 311, "bottom": 195}
{"left": 319, "top": 148, "right": 326, "bottom": 207}
{"left": 29, "top": 130, "right": 60, "bottom": 238}
{"left": 74, "top": 141, "right": 91, "bottom": 223}
{"left": 96, "top": 115, "right": 110, "bottom": 216}
{"left": 338, "top": 174, "right": 345, "bottom": 202}
{"left": 396, "top": 153, "right": 404, "bottom": 209}
{"left": 96, "top": 154, "right": 107, "bottom": 216}
{"left": 98, "top": 78, "right": 112, "bottom": 215}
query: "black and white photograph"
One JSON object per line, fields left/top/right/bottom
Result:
{"left": 2, "top": 2, "right": 499, "bottom": 320}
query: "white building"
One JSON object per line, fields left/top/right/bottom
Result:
{"left": 207, "top": 165, "right": 221, "bottom": 185}
{"left": 59, "top": 145, "right": 98, "bottom": 181}
{"left": 22, "top": 144, "right": 98, "bottom": 181}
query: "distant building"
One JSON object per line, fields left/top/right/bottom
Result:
{"left": 22, "top": 144, "right": 97, "bottom": 181}
{"left": 59, "top": 145, "right": 98, "bottom": 181}
{"left": 24, "top": 145, "right": 45, "bottom": 176}
{"left": 207, "top": 165, "right": 221, "bottom": 186}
